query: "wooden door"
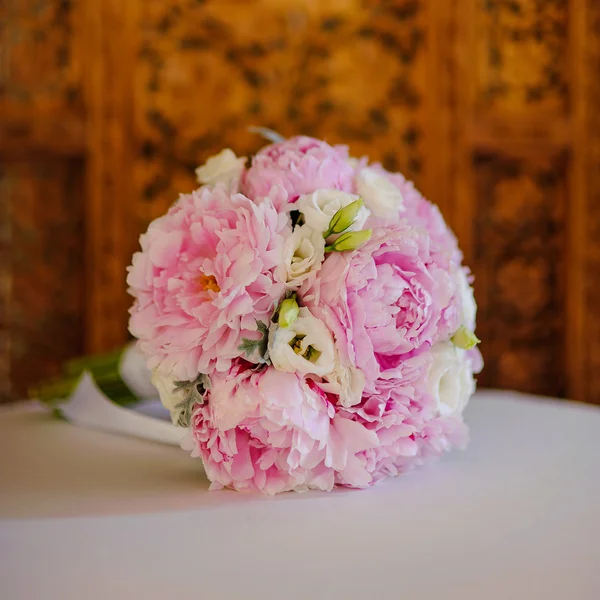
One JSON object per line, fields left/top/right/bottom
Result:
{"left": 2, "top": 0, "right": 599, "bottom": 403}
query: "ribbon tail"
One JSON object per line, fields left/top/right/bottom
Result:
{"left": 50, "top": 372, "right": 184, "bottom": 446}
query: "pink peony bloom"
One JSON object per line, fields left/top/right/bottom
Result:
{"left": 337, "top": 366, "right": 469, "bottom": 485}
{"left": 127, "top": 186, "right": 289, "bottom": 381}
{"left": 243, "top": 136, "right": 356, "bottom": 204}
{"left": 183, "top": 364, "right": 380, "bottom": 494}
{"left": 304, "top": 224, "right": 460, "bottom": 392}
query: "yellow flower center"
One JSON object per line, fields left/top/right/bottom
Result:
{"left": 198, "top": 274, "right": 220, "bottom": 293}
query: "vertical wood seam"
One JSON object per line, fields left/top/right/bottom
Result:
{"left": 566, "top": 0, "right": 588, "bottom": 401}
{"left": 82, "top": 0, "right": 138, "bottom": 353}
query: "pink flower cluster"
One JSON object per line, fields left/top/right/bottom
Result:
{"left": 128, "top": 135, "right": 482, "bottom": 494}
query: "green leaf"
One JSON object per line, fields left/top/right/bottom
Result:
{"left": 171, "top": 373, "right": 211, "bottom": 427}
{"left": 238, "top": 320, "right": 270, "bottom": 363}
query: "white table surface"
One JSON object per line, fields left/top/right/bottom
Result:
{"left": 1, "top": 390, "right": 599, "bottom": 600}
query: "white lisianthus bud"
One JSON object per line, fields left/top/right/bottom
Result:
{"left": 278, "top": 225, "right": 326, "bottom": 287}
{"left": 195, "top": 149, "right": 246, "bottom": 187}
{"left": 427, "top": 342, "right": 475, "bottom": 418}
{"left": 356, "top": 167, "right": 405, "bottom": 219}
{"left": 295, "top": 189, "right": 370, "bottom": 235}
{"left": 451, "top": 326, "right": 480, "bottom": 350}
{"left": 268, "top": 308, "right": 336, "bottom": 377}
{"left": 325, "top": 229, "right": 372, "bottom": 253}
{"left": 278, "top": 296, "right": 300, "bottom": 328}
{"left": 324, "top": 198, "right": 368, "bottom": 238}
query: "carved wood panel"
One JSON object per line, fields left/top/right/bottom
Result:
{"left": 0, "top": 0, "right": 82, "bottom": 115}
{"left": 0, "top": 161, "right": 85, "bottom": 401}
{"left": 134, "top": 0, "right": 429, "bottom": 227}
{"left": 2, "top": 0, "right": 600, "bottom": 404}
{"left": 0, "top": 0, "right": 84, "bottom": 401}
{"left": 584, "top": 0, "right": 600, "bottom": 402}
{"left": 473, "top": 0, "right": 569, "bottom": 114}
{"left": 471, "top": 152, "right": 566, "bottom": 396}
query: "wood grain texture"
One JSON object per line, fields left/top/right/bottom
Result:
{"left": 82, "top": 0, "right": 139, "bottom": 354}
{"left": 0, "top": 161, "right": 84, "bottom": 401}
{"left": 582, "top": 0, "right": 600, "bottom": 402}
{"left": 437, "top": 0, "right": 574, "bottom": 399}
{"left": 471, "top": 153, "right": 566, "bottom": 395}
{"left": 473, "top": 0, "right": 568, "bottom": 114}
{"left": 0, "top": 0, "right": 83, "bottom": 115}
{"left": 2, "top": 0, "right": 600, "bottom": 404}
{"left": 0, "top": 0, "right": 85, "bottom": 401}
{"left": 134, "top": 0, "right": 429, "bottom": 227}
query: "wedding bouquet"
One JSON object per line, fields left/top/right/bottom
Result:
{"left": 125, "top": 132, "right": 482, "bottom": 494}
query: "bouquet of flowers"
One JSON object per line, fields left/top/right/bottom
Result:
{"left": 125, "top": 132, "right": 482, "bottom": 494}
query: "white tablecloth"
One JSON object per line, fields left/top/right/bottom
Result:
{"left": 1, "top": 390, "right": 599, "bottom": 599}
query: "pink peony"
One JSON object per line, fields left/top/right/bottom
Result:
{"left": 337, "top": 361, "right": 469, "bottom": 484}
{"left": 183, "top": 364, "right": 380, "bottom": 494}
{"left": 243, "top": 136, "right": 356, "bottom": 204}
{"left": 304, "top": 225, "right": 460, "bottom": 392}
{"left": 127, "top": 186, "right": 289, "bottom": 381}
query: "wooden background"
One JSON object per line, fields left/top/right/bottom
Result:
{"left": 1, "top": 0, "right": 599, "bottom": 404}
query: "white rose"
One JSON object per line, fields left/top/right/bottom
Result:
{"left": 295, "top": 189, "right": 370, "bottom": 234}
{"left": 356, "top": 167, "right": 405, "bottom": 219}
{"left": 195, "top": 149, "right": 246, "bottom": 187}
{"left": 278, "top": 225, "right": 325, "bottom": 287}
{"left": 268, "top": 308, "right": 336, "bottom": 377}
{"left": 455, "top": 267, "right": 477, "bottom": 330}
{"left": 427, "top": 342, "right": 475, "bottom": 418}
{"left": 151, "top": 370, "right": 185, "bottom": 424}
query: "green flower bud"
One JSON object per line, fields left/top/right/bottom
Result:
{"left": 325, "top": 229, "right": 372, "bottom": 253}
{"left": 278, "top": 297, "right": 300, "bottom": 328}
{"left": 323, "top": 199, "right": 364, "bottom": 238}
{"left": 451, "top": 326, "right": 481, "bottom": 350}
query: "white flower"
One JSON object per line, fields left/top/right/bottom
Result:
{"left": 268, "top": 308, "right": 336, "bottom": 377}
{"left": 356, "top": 167, "right": 405, "bottom": 218}
{"left": 195, "top": 149, "right": 246, "bottom": 187}
{"left": 151, "top": 370, "right": 185, "bottom": 424}
{"left": 427, "top": 342, "right": 475, "bottom": 418}
{"left": 278, "top": 225, "right": 325, "bottom": 287}
{"left": 318, "top": 363, "right": 366, "bottom": 408}
{"left": 295, "top": 189, "right": 370, "bottom": 234}
{"left": 455, "top": 267, "right": 477, "bottom": 330}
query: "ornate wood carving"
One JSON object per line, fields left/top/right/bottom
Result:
{"left": 2, "top": 0, "right": 600, "bottom": 404}
{"left": 0, "top": 162, "right": 84, "bottom": 401}
{"left": 583, "top": 0, "right": 600, "bottom": 402}
{"left": 0, "top": 0, "right": 82, "bottom": 115}
{"left": 134, "top": 0, "right": 428, "bottom": 226}
{"left": 0, "top": 0, "right": 84, "bottom": 400}
{"left": 473, "top": 0, "right": 569, "bottom": 114}
{"left": 471, "top": 152, "right": 566, "bottom": 395}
